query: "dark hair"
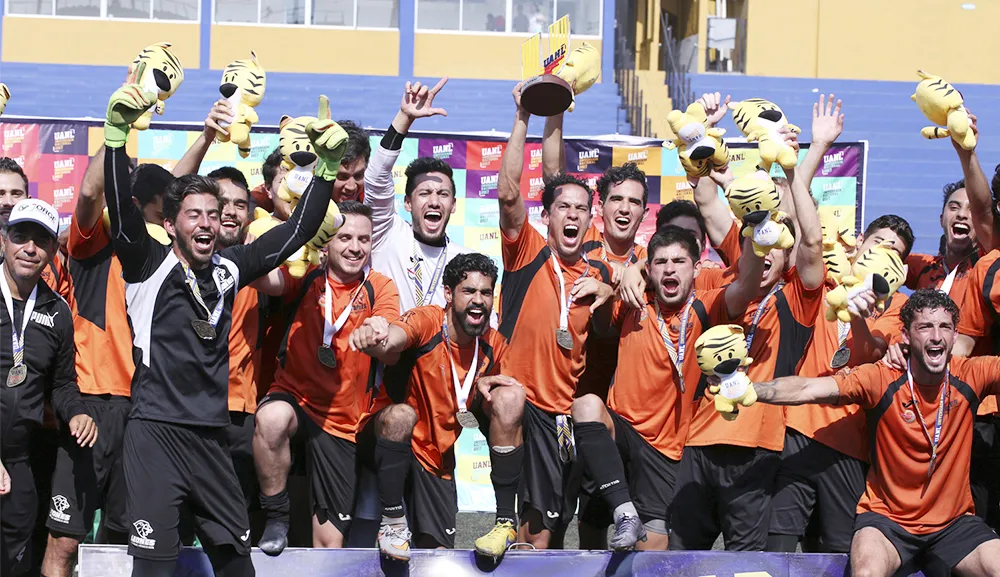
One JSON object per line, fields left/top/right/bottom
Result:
{"left": 338, "top": 199, "right": 373, "bottom": 221}
{"left": 443, "top": 252, "right": 499, "bottom": 290}
{"left": 404, "top": 157, "right": 456, "bottom": 197}
{"left": 541, "top": 172, "right": 593, "bottom": 212}
{"left": 132, "top": 164, "right": 174, "bottom": 207}
{"left": 207, "top": 167, "right": 250, "bottom": 193}
{"left": 647, "top": 225, "right": 700, "bottom": 262}
{"left": 942, "top": 179, "right": 966, "bottom": 207}
{"left": 900, "top": 288, "right": 959, "bottom": 330}
{"left": 262, "top": 147, "right": 283, "bottom": 190}
{"left": 596, "top": 163, "right": 648, "bottom": 206}
{"left": 0, "top": 158, "right": 29, "bottom": 192}
{"left": 991, "top": 164, "right": 1000, "bottom": 217}
{"left": 162, "top": 175, "right": 221, "bottom": 223}
{"left": 655, "top": 200, "right": 708, "bottom": 238}
{"left": 336, "top": 120, "right": 371, "bottom": 166}
{"left": 863, "top": 214, "right": 915, "bottom": 259}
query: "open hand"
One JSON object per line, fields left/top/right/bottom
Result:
{"left": 698, "top": 92, "right": 731, "bottom": 127}
{"left": 811, "top": 93, "right": 844, "bottom": 147}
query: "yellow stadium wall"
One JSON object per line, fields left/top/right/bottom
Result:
{"left": 413, "top": 34, "right": 602, "bottom": 82}
{"left": 746, "top": 0, "right": 1000, "bottom": 84}
{"left": 210, "top": 26, "right": 398, "bottom": 76}
{"left": 1, "top": 18, "right": 200, "bottom": 67}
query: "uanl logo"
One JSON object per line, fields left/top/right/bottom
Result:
{"left": 432, "top": 143, "right": 454, "bottom": 159}
{"left": 627, "top": 150, "right": 648, "bottom": 162}
{"left": 152, "top": 134, "right": 174, "bottom": 154}
{"left": 53, "top": 158, "right": 75, "bottom": 180}
{"left": 729, "top": 150, "right": 746, "bottom": 162}
{"left": 543, "top": 45, "right": 567, "bottom": 69}
{"left": 3, "top": 126, "right": 26, "bottom": 143}
{"left": 676, "top": 180, "right": 692, "bottom": 191}
{"left": 528, "top": 204, "right": 543, "bottom": 218}
{"left": 479, "top": 230, "right": 499, "bottom": 242}
{"left": 54, "top": 186, "right": 75, "bottom": 201}
{"left": 822, "top": 150, "right": 846, "bottom": 175}
{"left": 577, "top": 148, "right": 600, "bottom": 171}
{"left": 823, "top": 180, "right": 843, "bottom": 193}
{"left": 478, "top": 205, "right": 499, "bottom": 225}
{"left": 480, "top": 144, "right": 503, "bottom": 167}
{"left": 479, "top": 173, "right": 498, "bottom": 196}
{"left": 528, "top": 148, "right": 543, "bottom": 170}
{"left": 52, "top": 129, "right": 76, "bottom": 153}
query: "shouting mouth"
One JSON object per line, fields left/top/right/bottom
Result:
{"left": 221, "top": 218, "right": 239, "bottom": 231}
{"left": 563, "top": 223, "right": 580, "bottom": 241}
{"left": 424, "top": 210, "right": 443, "bottom": 226}
{"left": 661, "top": 277, "right": 680, "bottom": 297}
{"left": 951, "top": 222, "right": 971, "bottom": 240}
{"left": 613, "top": 215, "right": 631, "bottom": 230}
{"left": 926, "top": 344, "right": 946, "bottom": 364}
{"left": 466, "top": 307, "right": 486, "bottom": 326}
{"left": 193, "top": 231, "right": 215, "bottom": 252}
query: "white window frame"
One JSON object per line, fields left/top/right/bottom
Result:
{"left": 212, "top": 0, "right": 398, "bottom": 30}
{"left": 414, "top": 0, "right": 602, "bottom": 37}
{"left": 3, "top": 0, "right": 201, "bottom": 22}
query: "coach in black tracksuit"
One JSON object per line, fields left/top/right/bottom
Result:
{"left": 0, "top": 199, "right": 97, "bottom": 576}
{"left": 103, "top": 76, "right": 348, "bottom": 577}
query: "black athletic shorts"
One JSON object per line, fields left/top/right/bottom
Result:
{"left": 357, "top": 415, "right": 459, "bottom": 548}
{"left": 226, "top": 411, "right": 257, "bottom": 510}
{"left": 123, "top": 419, "right": 251, "bottom": 561}
{"left": 1, "top": 458, "right": 36, "bottom": 576}
{"left": 47, "top": 394, "right": 130, "bottom": 536}
{"left": 506, "top": 401, "right": 576, "bottom": 532}
{"left": 574, "top": 410, "right": 680, "bottom": 532}
{"left": 855, "top": 512, "right": 999, "bottom": 569}
{"left": 768, "top": 428, "right": 867, "bottom": 553}
{"left": 971, "top": 415, "right": 1000, "bottom": 528}
{"left": 258, "top": 392, "right": 358, "bottom": 536}
{"left": 669, "top": 444, "right": 781, "bottom": 551}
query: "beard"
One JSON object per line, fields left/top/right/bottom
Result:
{"left": 177, "top": 233, "right": 214, "bottom": 268}
{"left": 454, "top": 305, "right": 489, "bottom": 337}
{"left": 215, "top": 227, "right": 245, "bottom": 250}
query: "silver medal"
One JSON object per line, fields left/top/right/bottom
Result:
{"left": 831, "top": 346, "right": 851, "bottom": 369}
{"left": 457, "top": 409, "right": 479, "bottom": 429}
{"left": 318, "top": 345, "right": 337, "bottom": 368}
{"left": 6, "top": 364, "right": 26, "bottom": 387}
{"left": 191, "top": 319, "right": 217, "bottom": 340}
{"left": 556, "top": 328, "right": 574, "bottom": 350}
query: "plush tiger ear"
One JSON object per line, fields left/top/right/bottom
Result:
{"left": 279, "top": 115, "right": 292, "bottom": 129}
{"left": 250, "top": 50, "right": 258, "bottom": 64}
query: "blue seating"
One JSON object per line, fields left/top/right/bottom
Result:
{"left": 688, "top": 74, "right": 1000, "bottom": 255}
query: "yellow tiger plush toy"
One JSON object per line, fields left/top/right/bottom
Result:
{"left": 555, "top": 43, "right": 600, "bottom": 113}
{"left": 0, "top": 84, "right": 9, "bottom": 116}
{"left": 725, "top": 169, "right": 795, "bottom": 257}
{"left": 217, "top": 52, "right": 266, "bottom": 158}
{"left": 820, "top": 212, "right": 856, "bottom": 283}
{"left": 912, "top": 70, "right": 976, "bottom": 151}
{"left": 825, "top": 244, "right": 906, "bottom": 323}
{"left": 664, "top": 102, "right": 729, "bottom": 178}
{"left": 128, "top": 42, "right": 185, "bottom": 130}
{"left": 695, "top": 325, "right": 756, "bottom": 421}
{"left": 730, "top": 98, "right": 801, "bottom": 170}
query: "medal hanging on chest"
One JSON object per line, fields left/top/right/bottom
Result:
{"left": 319, "top": 268, "right": 370, "bottom": 369}
{"left": 184, "top": 265, "right": 229, "bottom": 342}
{"left": 830, "top": 320, "right": 851, "bottom": 369}
{"left": 551, "top": 252, "right": 590, "bottom": 351}
{"left": 1, "top": 264, "right": 37, "bottom": 388}
{"left": 443, "top": 312, "right": 480, "bottom": 429}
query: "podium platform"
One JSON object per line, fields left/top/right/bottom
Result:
{"left": 79, "top": 545, "right": 863, "bottom": 577}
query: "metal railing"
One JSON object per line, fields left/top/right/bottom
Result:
{"left": 660, "top": 13, "right": 695, "bottom": 111}
{"left": 613, "top": 0, "right": 652, "bottom": 137}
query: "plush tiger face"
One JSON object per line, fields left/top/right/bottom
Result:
{"left": 852, "top": 244, "right": 906, "bottom": 297}
{"left": 730, "top": 98, "right": 787, "bottom": 136}
{"left": 130, "top": 42, "right": 184, "bottom": 100}
{"left": 725, "top": 169, "right": 780, "bottom": 221}
{"left": 823, "top": 240, "right": 852, "bottom": 284}
{"left": 278, "top": 115, "right": 318, "bottom": 168}
{"left": 695, "top": 325, "right": 750, "bottom": 376}
{"left": 220, "top": 51, "right": 266, "bottom": 107}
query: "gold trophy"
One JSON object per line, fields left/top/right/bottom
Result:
{"left": 521, "top": 15, "right": 601, "bottom": 116}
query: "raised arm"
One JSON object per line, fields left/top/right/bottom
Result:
{"left": 171, "top": 99, "right": 234, "bottom": 177}
{"left": 954, "top": 113, "right": 995, "bottom": 250}
{"left": 75, "top": 147, "right": 106, "bottom": 234}
{"left": 752, "top": 375, "right": 841, "bottom": 405}
{"left": 796, "top": 94, "right": 841, "bottom": 191}
{"left": 364, "top": 78, "right": 448, "bottom": 249}
{"left": 542, "top": 113, "right": 566, "bottom": 178}
{"left": 723, "top": 237, "right": 765, "bottom": 318}
{"left": 695, "top": 172, "right": 736, "bottom": 248}
{"left": 499, "top": 82, "right": 530, "bottom": 240}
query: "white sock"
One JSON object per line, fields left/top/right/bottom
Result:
{"left": 613, "top": 501, "right": 638, "bottom": 523}
{"left": 382, "top": 515, "right": 407, "bottom": 527}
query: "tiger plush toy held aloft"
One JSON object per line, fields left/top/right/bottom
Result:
{"left": 128, "top": 42, "right": 185, "bottom": 130}
{"left": 0, "top": 84, "right": 9, "bottom": 116}
{"left": 730, "top": 98, "right": 801, "bottom": 170}
{"left": 912, "top": 70, "right": 976, "bottom": 150}
{"left": 820, "top": 212, "right": 857, "bottom": 283}
{"left": 217, "top": 52, "right": 266, "bottom": 158}
{"left": 695, "top": 325, "right": 756, "bottom": 421}
{"left": 724, "top": 169, "right": 795, "bottom": 257}
{"left": 825, "top": 244, "right": 906, "bottom": 323}
{"left": 664, "top": 102, "right": 730, "bottom": 178}
{"left": 555, "top": 43, "right": 600, "bottom": 113}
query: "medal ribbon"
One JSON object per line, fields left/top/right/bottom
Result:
{"left": 745, "top": 281, "right": 784, "bottom": 351}
{"left": 836, "top": 319, "right": 850, "bottom": 349}
{"left": 656, "top": 291, "right": 696, "bottom": 393}
{"left": 323, "top": 266, "right": 371, "bottom": 349}
{"left": 906, "top": 365, "right": 950, "bottom": 482}
{"left": 600, "top": 240, "right": 635, "bottom": 264}
{"left": 938, "top": 263, "right": 960, "bottom": 296}
{"left": 0, "top": 263, "right": 37, "bottom": 372}
{"left": 411, "top": 239, "right": 448, "bottom": 306}
{"left": 183, "top": 264, "right": 227, "bottom": 331}
{"left": 551, "top": 252, "right": 591, "bottom": 333}
{"left": 442, "top": 311, "right": 479, "bottom": 410}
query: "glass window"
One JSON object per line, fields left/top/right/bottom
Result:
{"left": 54, "top": 0, "right": 100, "bottom": 16}
{"left": 106, "top": 0, "right": 150, "bottom": 18}
{"left": 357, "top": 0, "right": 396, "bottom": 27}
{"left": 555, "top": 0, "right": 599, "bottom": 35}
{"left": 312, "top": 0, "right": 352, "bottom": 25}
{"left": 521, "top": 0, "right": 553, "bottom": 33}
{"left": 7, "top": 0, "right": 53, "bottom": 14}
{"left": 154, "top": 0, "right": 198, "bottom": 20}
{"left": 417, "top": 0, "right": 459, "bottom": 30}
{"left": 215, "top": 0, "right": 256, "bottom": 21}
{"left": 261, "top": 0, "right": 305, "bottom": 23}
{"left": 462, "top": 0, "right": 506, "bottom": 31}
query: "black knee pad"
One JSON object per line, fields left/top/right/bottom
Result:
{"left": 131, "top": 557, "right": 177, "bottom": 577}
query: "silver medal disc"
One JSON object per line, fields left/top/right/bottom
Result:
{"left": 457, "top": 410, "right": 479, "bottom": 429}
{"left": 556, "top": 328, "right": 574, "bottom": 350}
{"left": 318, "top": 345, "right": 337, "bottom": 369}
{"left": 6, "top": 364, "right": 26, "bottom": 387}
{"left": 191, "top": 319, "right": 217, "bottom": 340}
{"left": 831, "top": 346, "right": 851, "bottom": 369}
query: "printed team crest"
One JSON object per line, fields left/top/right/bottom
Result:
{"left": 901, "top": 409, "right": 916, "bottom": 424}
{"left": 213, "top": 265, "right": 236, "bottom": 293}
{"left": 134, "top": 520, "right": 154, "bottom": 539}
{"left": 49, "top": 495, "right": 71, "bottom": 524}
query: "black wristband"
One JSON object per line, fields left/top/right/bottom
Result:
{"left": 381, "top": 125, "right": 407, "bottom": 151}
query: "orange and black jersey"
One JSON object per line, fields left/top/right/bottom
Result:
{"left": 905, "top": 252, "right": 978, "bottom": 309}
{"left": 498, "top": 217, "right": 611, "bottom": 415}
{"left": 834, "top": 358, "right": 1000, "bottom": 534}
{"left": 40, "top": 251, "right": 74, "bottom": 309}
{"left": 957, "top": 249, "right": 1000, "bottom": 415}
{"left": 367, "top": 306, "right": 506, "bottom": 479}
{"left": 228, "top": 287, "right": 260, "bottom": 413}
{"left": 696, "top": 221, "right": 741, "bottom": 291}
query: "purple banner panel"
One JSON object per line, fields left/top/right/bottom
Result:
{"left": 818, "top": 144, "right": 860, "bottom": 178}
{"left": 417, "top": 137, "right": 467, "bottom": 169}
{"left": 566, "top": 140, "right": 612, "bottom": 174}
{"left": 38, "top": 122, "right": 89, "bottom": 156}
{"left": 466, "top": 170, "right": 500, "bottom": 200}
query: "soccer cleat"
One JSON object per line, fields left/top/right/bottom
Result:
{"left": 474, "top": 520, "right": 517, "bottom": 558}
{"left": 378, "top": 522, "right": 413, "bottom": 561}
{"left": 258, "top": 519, "right": 289, "bottom": 556}
{"left": 609, "top": 514, "right": 647, "bottom": 551}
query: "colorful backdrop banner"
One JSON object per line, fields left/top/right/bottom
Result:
{"left": 2, "top": 119, "right": 867, "bottom": 512}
